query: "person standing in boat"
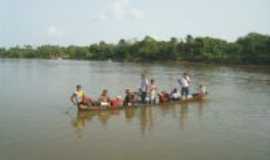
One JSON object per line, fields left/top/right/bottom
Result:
{"left": 178, "top": 72, "right": 192, "bottom": 99}
{"left": 149, "top": 79, "right": 158, "bottom": 104}
{"left": 139, "top": 74, "right": 149, "bottom": 104}
{"left": 70, "top": 84, "right": 93, "bottom": 107}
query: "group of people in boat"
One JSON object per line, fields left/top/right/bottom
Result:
{"left": 70, "top": 72, "right": 207, "bottom": 110}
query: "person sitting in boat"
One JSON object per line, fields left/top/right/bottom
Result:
{"left": 158, "top": 91, "right": 170, "bottom": 103}
{"left": 149, "top": 79, "right": 158, "bottom": 104}
{"left": 98, "top": 89, "right": 111, "bottom": 108}
{"left": 124, "top": 89, "right": 136, "bottom": 107}
{"left": 70, "top": 84, "right": 93, "bottom": 108}
{"left": 170, "top": 88, "right": 181, "bottom": 101}
{"left": 192, "top": 85, "right": 208, "bottom": 97}
{"left": 111, "top": 96, "right": 124, "bottom": 109}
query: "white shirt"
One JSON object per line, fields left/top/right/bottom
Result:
{"left": 140, "top": 78, "right": 149, "bottom": 92}
{"left": 172, "top": 92, "right": 181, "bottom": 99}
{"left": 179, "top": 76, "right": 191, "bottom": 87}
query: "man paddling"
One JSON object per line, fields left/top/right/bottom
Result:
{"left": 70, "top": 85, "right": 93, "bottom": 108}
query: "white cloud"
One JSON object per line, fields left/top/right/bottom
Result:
{"left": 47, "top": 25, "right": 63, "bottom": 37}
{"left": 129, "top": 8, "right": 144, "bottom": 19}
{"left": 91, "top": 14, "right": 108, "bottom": 22}
{"left": 91, "top": 0, "right": 144, "bottom": 22}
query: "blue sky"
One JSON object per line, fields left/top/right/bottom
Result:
{"left": 0, "top": 0, "right": 270, "bottom": 46}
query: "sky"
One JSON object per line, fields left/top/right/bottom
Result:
{"left": 0, "top": 0, "right": 270, "bottom": 46}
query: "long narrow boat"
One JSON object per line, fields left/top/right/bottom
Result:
{"left": 77, "top": 95, "right": 207, "bottom": 112}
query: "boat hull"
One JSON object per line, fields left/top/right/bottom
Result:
{"left": 77, "top": 96, "right": 207, "bottom": 111}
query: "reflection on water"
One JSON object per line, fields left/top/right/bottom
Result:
{"left": 180, "top": 103, "right": 189, "bottom": 129}
{"left": 72, "top": 111, "right": 95, "bottom": 129}
{"left": 139, "top": 106, "right": 154, "bottom": 135}
{"left": 70, "top": 101, "right": 206, "bottom": 138}
{"left": 125, "top": 107, "right": 136, "bottom": 122}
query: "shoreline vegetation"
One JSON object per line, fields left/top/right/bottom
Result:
{"left": 1, "top": 32, "right": 270, "bottom": 65}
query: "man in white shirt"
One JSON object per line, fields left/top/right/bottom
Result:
{"left": 139, "top": 74, "right": 149, "bottom": 103}
{"left": 178, "top": 72, "right": 191, "bottom": 98}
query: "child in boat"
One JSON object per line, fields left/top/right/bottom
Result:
{"left": 149, "top": 79, "right": 158, "bottom": 104}
{"left": 192, "top": 85, "right": 207, "bottom": 97}
{"left": 159, "top": 91, "right": 170, "bottom": 103}
{"left": 98, "top": 89, "right": 111, "bottom": 108}
{"left": 70, "top": 84, "right": 94, "bottom": 107}
{"left": 124, "top": 89, "right": 136, "bottom": 107}
{"left": 170, "top": 88, "right": 181, "bottom": 101}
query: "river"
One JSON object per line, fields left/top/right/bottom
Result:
{"left": 0, "top": 59, "right": 270, "bottom": 160}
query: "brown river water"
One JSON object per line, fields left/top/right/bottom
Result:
{"left": 0, "top": 59, "right": 270, "bottom": 160}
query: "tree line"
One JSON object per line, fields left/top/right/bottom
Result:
{"left": 0, "top": 32, "right": 270, "bottom": 65}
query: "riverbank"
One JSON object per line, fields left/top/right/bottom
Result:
{"left": 1, "top": 32, "right": 269, "bottom": 65}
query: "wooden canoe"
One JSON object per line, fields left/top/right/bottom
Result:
{"left": 77, "top": 95, "right": 207, "bottom": 111}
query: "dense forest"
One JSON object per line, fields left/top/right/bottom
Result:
{"left": 1, "top": 32, "right": 270, "bottom": 65}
